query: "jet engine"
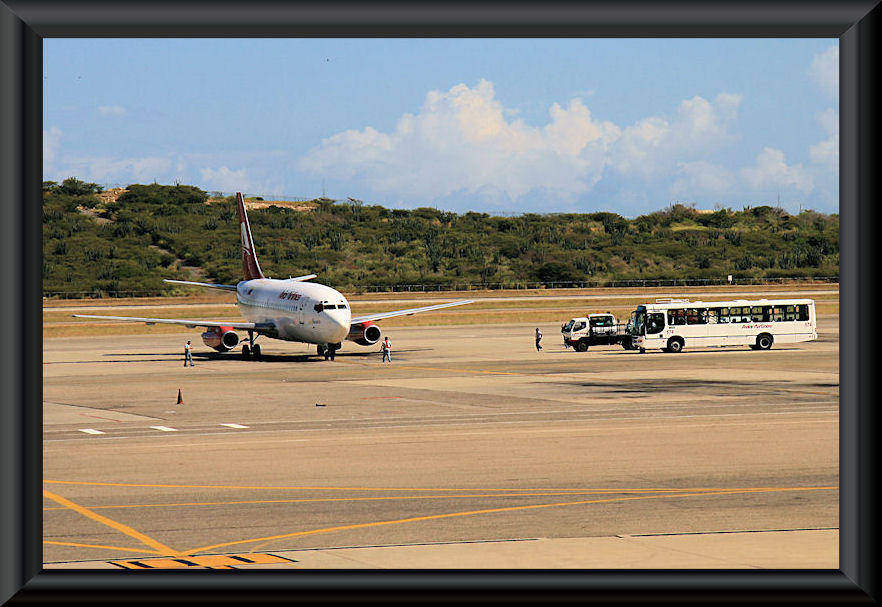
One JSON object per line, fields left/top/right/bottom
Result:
{"left": 201, "top": 326, "right": 240, "bottom": 352}
{"left": 346, "top": 321, "right": 382, "bottom": 346}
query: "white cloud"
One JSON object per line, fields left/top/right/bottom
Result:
{"left": 809, "top": 45, "right": 838, "bottom": 97}
{"left": 611, "top": 93, "right": 742, "bottom": 180}
{"left": 43, "top": 126, "right": 62, "bottom": 165}
{"left": 741, "top": 147, "right": 813, "bottom": 195}
{"left": 670, "top": 161, "right": 736, "bottom": 197}
{"left": 299, "top": 79, "right": 620, "bottom": 203}
{"left": 200, "top": 166, "right": 250, "bottom": 192}
{"left": 809, "top": 107, "right": 838, "bottom": 165}
{"left": 97, "top": 105, "right": 127, "bottom": 117}
{"left": 51, "top": 155, "right": 173, "bottom": 185}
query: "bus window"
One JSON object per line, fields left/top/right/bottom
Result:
{"left": 713, "top": 308, "right": 727, "bottom": 323}
{"left": 784, "top": 305, "right": 797, "bottom": 321}
{"left": 797, "top": 304, "right": 810, "bottom": 321}
{"left": 751, "top": 306, "right": 766, "bottom": 322}
{"left": 708, "top": 309, "right": 718, "bottom": 324}
{"left": 668, "top": 309, "right": 687, "bottom": 325}
{"left": 772, "top": 306, "right": 784, "bottom": 321}
{"left": 646, "top": 313, "right": 665, "bottom": 334}
{"left": 729, "top": 306, "right": 748, "bottom": 323}
{"left": 573, "top": 321, "right": 586, "bottom": 331}
{"left": 686, "top": 308, "right": 707, "bottom": 324}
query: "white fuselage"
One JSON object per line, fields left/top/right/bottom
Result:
{"left": 236, "top": 278, "right": 351, "bottom": 344}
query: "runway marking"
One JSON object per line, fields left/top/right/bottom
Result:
{"left": 107, "top": 553, "right": 295, "bottom": 569}
{"left": 42, "top": 489, "right": 179, "bottom": 556}
{"left": 220, "top": 423, "right": 249, "bottom": 429}
{"left": 42, "top": 413, "right": 836, "bottom": 445}
{"left": 182, "top": 486, "right": 837, "bottom": 556}
{"left": 77, "top": 429, "right": 105, "bottom": 435}
{"left": 149, "top": 426, "right": 178, "bottom": 432}
{"left": 43, "top": 540, "right": 163, "bottom": 555}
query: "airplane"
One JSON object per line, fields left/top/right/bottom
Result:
{"left": 73, "top": 192, "right": 473, "bottom": 360}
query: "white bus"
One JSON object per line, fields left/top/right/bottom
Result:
{"left": 631, "top": 298, "right": 817, "bottom": 353}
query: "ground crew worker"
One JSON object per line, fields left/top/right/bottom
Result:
{"left": 381, "top": 336, "right": 392, "bottom": 364}
{"left": 535, "top": 327, "right": 543, "bottom": 351}
{"left": 183, "top": 340, "right": 195, "bottom": 367}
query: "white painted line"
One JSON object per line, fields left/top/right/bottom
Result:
{"left": 149, "top": 426, "right": 178, "bottom": 432}
{"left": 77, "top": 428, "right": 105, "bottom": 435}
{"left": 220, "top": 423, "right": 249, "bottom": 429}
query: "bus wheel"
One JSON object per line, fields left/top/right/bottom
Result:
{"left": 666, "top": 338, "right": 684, "bottom": 353}
{"left": 575, "top": 340, "right": 589, "bottom": 352}
{"left": 756, "top": 334, "right": 773, "bottom": 350}
{"left": 241, "top": 344, "right": 251, "bottom": 360}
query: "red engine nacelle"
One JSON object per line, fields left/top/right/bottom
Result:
{"left": 346, "top": 321, "right": 382, "bottom": 346}
{"left": 201, "top": 326, "right": 240, "bottom": 352}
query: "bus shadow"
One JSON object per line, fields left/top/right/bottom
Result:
{"left": 569, "top": 378, "right": 827, "bottom": 396}
{"left": 592, "top": 347, "right": 802, "bottom": 355}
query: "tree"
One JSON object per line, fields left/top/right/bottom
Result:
{"left": 58, "top": 177, "right": 102, "bottom": 196}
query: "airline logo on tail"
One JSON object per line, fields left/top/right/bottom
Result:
{"left": 236, "top": 192, "right": 264, "bottom": 280}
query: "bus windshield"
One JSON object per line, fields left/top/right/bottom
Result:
{"left": 633, "top": 308, "right": 647, "bottom": 335}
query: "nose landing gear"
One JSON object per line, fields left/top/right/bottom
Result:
{"left": 241, "top": 330, "right": 262, "bottom": 360}
{"left": 318, "top": 343, "right": 340, "bottom": 360}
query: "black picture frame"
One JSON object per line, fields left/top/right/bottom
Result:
{"left": 2, "top": 1, "right": 878, "bottom": 602}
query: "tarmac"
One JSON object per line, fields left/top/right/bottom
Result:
{"left": 42, "top": 301, "right": 839, "bottom": 569}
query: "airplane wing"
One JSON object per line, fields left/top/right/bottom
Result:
{"left": 282, "top": 274, "right": 317, "bottom": 283}
{"left": 71, "top": 314, "right": 261, "bottom": 330}
{"left": 163, "top": 279, "right": 238, "bottom": 291}
{"left": 350, "top": 300, "right": 473, "bottom": 324}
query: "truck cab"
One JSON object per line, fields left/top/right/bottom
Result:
{"left": 561, "top": 313, "right": 620, "bottom": 351}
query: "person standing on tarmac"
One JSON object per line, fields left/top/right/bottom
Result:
{"left": 535, "top": 327, "right": 543, "bottom": 351}
{"left": 183, "top": 340, "right": 195, "bottom": 367}
{"left": 381, "top": 336, "right": 392, "bottom": 364}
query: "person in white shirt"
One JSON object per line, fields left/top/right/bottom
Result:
{"left": 381, "top": 336, "right": 392, "bottom": 364}
{"left": 184, "top": 340, "right": 195, "bottom": 367}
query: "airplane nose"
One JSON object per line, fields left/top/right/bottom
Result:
{"left": 330, "top": 312, "right": 350, "bottom": 339}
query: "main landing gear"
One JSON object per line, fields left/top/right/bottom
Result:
{"left": 241, "top": 330, "right": 262, "bottom": 360}
{"left": 318, "top": 343, "right": 340, "bottom": 361}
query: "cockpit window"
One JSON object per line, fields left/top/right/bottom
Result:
{"left": 314, "top": 303, "right": 324, "bottom": 312}
{"left": 339, "top": 304, "right": 348, "bottom": 309}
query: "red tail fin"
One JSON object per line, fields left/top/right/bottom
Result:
{"left": 236, "top": 192, "right": 264, "bottom": 280}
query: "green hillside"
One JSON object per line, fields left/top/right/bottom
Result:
{"left": 42, "top": 179, "right": 839, "bottom": 297}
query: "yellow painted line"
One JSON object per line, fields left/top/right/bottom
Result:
{"left": 43, "top": 540, "right": 161, "bottom": 555}
{"left": 43, "top": 488, "right": 179, "bottom": 556}
{"left": 183, "top": 486, "right": 836, "bottom": 556}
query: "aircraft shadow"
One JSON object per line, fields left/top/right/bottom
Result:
{"left": 103, "top": 347, "right": 433, "bottom": 363}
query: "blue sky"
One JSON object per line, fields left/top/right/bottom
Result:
{"left": 44, "top": 39, "right": 838, "bottom": 216}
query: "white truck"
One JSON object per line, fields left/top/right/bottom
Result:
{"left": 560, "top": 312, "right": 635, "bottom": 352}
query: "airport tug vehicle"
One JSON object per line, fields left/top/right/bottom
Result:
{"left": 561, "top": 312, "right": 636, "bottom": 352}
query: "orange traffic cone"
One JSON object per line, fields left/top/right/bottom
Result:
{"left": 176, "top": 388, "right": 183, "bottom": 405}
